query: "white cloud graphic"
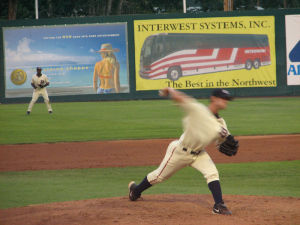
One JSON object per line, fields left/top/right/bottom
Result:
{"left": 5, "top": 37, "right": 97, "bottom": 68}
{"left": 17, "top": 37, "right": 32, "bottom": 53}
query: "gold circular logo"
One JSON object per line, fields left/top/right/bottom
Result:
{"left": 10, "top": 69, "right": 27, "bottom": 85}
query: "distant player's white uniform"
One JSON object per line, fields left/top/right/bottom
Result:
{"left": 147, "top": 98, "right": 229, "bottom": 185}
{"left": 27, "top": 73, "right": 52, "bottom": 113}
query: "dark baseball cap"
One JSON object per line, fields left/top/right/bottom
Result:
{"left": 36, "top": 67, "right": 42, "bottom": 70}
{"left": 211, "top": 88, "right": 233, "bottom": 101}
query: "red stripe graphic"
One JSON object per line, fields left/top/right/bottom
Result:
{"left": 141, "top": 46, "right": 270, "bottom": 79}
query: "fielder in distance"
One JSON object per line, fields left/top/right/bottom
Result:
{"left": 27, "top": 67, "right": 53, "bottom": 115}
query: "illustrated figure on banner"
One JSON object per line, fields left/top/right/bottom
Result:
{"left": 93, "top": 43, "right": 120, "bottom": 94}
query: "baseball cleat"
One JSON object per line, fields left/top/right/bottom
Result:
{"left": 128, "top": 181, "right": 141, "bottom": 201}
{"left": 27, "top": 111, "right": 30, "bottom": 115}
{"left": 49, "top": 111, "right": 53, "bottom": 114}
{"left": 213, "top": 202, "right": 232, "bottom": 215}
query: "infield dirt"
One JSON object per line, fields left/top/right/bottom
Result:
{"left": 1, "top": 134, "right": 300, "bottom": 225}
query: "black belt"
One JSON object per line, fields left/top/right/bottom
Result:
{"left": 182, "top": 147, "right": 201, "bottom": 155}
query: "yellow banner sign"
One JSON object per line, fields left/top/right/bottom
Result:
{"left": 134, "top": 16, "right": 276, "bottom": 90}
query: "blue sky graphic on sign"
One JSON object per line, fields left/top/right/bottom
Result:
{"left": 3, "top": 23, "right": 129, "bottom": 97}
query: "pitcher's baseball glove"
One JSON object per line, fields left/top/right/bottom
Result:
{"left": 219, "top": 135, "right": 239, "bottom": 156}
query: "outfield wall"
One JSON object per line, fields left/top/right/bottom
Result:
{"left": 1, "top": 9, "right": 300, "bottom": 103}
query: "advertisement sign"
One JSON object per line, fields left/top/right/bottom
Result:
{"left": 4, "top": 23, "right": 129, "bottom": 98}
{"left": 286, "top": 15, "right": 300, "bottom": 85}
{"left": 134, "top": 16, "right": 276, "bottom": 91}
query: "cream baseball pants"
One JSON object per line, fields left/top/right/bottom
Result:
{"left": 27, "top": 88, "right": 52, "bottom": 112}
{"left": 147, "top": 140, "right": 219, "bottom": 185}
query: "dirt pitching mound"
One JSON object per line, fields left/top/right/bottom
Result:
{"left": 1, "top": 195, "right": 299, "bottom": 225}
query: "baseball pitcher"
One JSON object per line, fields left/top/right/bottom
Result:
{"left": 27, "top": 67, "right": 52, "bottom": 115}
{"left": 128, "top": 88, "right": 239, "bottom": 215}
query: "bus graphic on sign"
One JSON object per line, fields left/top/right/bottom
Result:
{"left": 139, "top": 33, "right": 271, "bottom": 81}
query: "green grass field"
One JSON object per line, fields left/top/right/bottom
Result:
{"left": 0, "top": 97, "right": 300, "bottom": 209}
{"left": 0, "top": 97, "right": 300, "bottom": 144}
{"left": 0, "top": 161, "right": 299, "bottom": 209}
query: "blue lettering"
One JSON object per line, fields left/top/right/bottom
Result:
{"left": 288, "top": 65, "right": 300, "bottom": 75}
{"left": 288, "top": 65, "right": 296, "bottom": 75}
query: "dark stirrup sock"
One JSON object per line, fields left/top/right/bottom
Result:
{"left": 208, "top": 180, "right": 223, "bottom": 204}
{"left": 135, "top": 176, "right": 152, "bottom": 195}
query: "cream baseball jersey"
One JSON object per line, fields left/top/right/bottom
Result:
{"left": 31, "top": 74, "right": 49, "bottom": 89}
{"left": 178, "top": 98, "right": 229, "bottom": 151}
